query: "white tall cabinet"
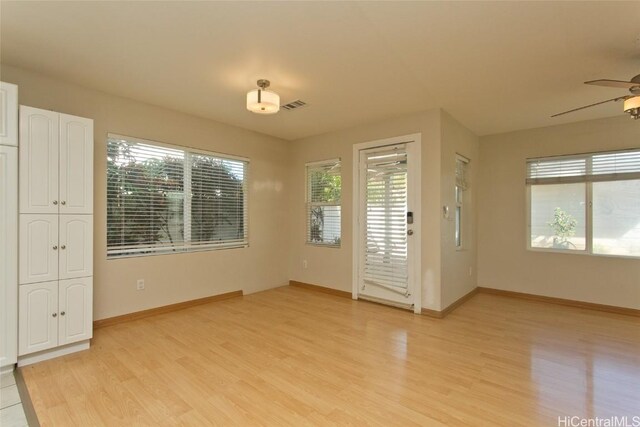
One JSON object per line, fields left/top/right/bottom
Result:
{"left": 18, "top": 105, "right": 94, "bottom": 366}
{"left": 0, "top": 82, "right": 18, "bottom": 373}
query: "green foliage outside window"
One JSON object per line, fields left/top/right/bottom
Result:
{"left": 107, "top": 139, "right": 244, "bottom": 253}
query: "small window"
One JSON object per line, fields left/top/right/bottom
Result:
{"left": 306, "top": 159, "right": 341, "bottom": 246}
{"left": 107, "top": 134, "right": 248, "bottom": 258}
{"left": 527, "top": 149, "right": 640, "bottom": 257}
{"left": 455, "top": 155, "right": 469, "bottom": 249}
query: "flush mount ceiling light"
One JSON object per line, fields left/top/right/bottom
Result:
{"left": 246, "top": 79, "right": 280, "bottom": 114}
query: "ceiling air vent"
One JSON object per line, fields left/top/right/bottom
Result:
{"left": 281, "top": 100, "right": 307, "bottom": 111}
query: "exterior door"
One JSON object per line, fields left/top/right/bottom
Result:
{"left": 19, "top": 106, "right": 59, "bottom": 214}
{"left": 59, "top": 215, "right": 93, "bottom": 279}
{"left": 19, "top": 214, "right": 59, "bottom": 284}
{"left": 59, "top": 113, "right": 93, "bottom": 214}
{"left": 58, "top": 277, "right": 92, "bottom": 345}
{"left": 18, "top": 281, "right": 58, "bottom": 355}
{"left": 355, "top": 139, "right": 420, "bottom": 311}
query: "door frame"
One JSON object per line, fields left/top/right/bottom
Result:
{"left": 352, "top": 133, "right": 422, "bottom": 314}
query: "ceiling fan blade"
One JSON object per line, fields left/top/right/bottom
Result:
{"left": 584, "top": 79, "right": 639, "bottom": 89}
{"left": 551, "top": 96, "right": 631, "bottom": 118}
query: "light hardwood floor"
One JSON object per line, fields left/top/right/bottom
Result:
{"left": 20, "top": 286, "right": 640, "bottom": 426}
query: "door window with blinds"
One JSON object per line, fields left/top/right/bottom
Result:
{"left": 107, "top": 134, "right": 248, "bottom": 257}
{"left": 363, "top": 146, "right": 409, "bottom": 294}
{"left": 527, "top": 149, "right": 640, "bottom": 257}
{"left": 306, "top": 159, "right": 341, "bottom": 246}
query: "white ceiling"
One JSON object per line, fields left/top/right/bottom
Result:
{"left": 1, "top": 1, "right": 639, "bottom": 140}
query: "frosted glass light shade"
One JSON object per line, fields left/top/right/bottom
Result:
{"left": 623, "top": 96, "right": 640, "bottom": 112}
{"left": 246, "top": 89, "right": 280, "bottom": 114}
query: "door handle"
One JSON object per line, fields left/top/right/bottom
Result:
{"left": 53, "top": 245, "right": 58, "bottom": 250}
{"left": 407, "top": 229, "right": 414, "bottom": 236}
{"left": 61, "top": 201, "right": 66, "bottom": 205}
{"left": 61, "top": 245, "right": 66, "bottom": 250}
{"left": 52, "top": 313, "right": 57, "bottom": 318}
{"left": 53, "top": 200, "right": 58, "bottom": 205}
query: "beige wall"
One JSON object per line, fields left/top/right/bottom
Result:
{"left": 288, "top": 110, "right": 445, "bottom": 310}
{"left": 440, "top": 112, "right": 479, "bottom": 308}
{"left": 478, "top": 116, "right": 640, "bottom": 309}
{"left": 5, "top": 62, "right": 637, "bottom": 318}
{"left": 1, "top": 64, "right": 292, "bottom": 320}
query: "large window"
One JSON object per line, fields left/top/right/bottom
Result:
{"left": 455, "top": 155, "right": 470, "bottom": 249}
{"left": 306, "top": 159, "right": 341, "bottom": 246}
{"left": 107, "top": 134, "right": 248, "bottom": 257}
{"left": 527, "top": 149, "right": 640, "bottom": 257}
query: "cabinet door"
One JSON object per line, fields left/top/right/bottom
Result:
{"left": 19, "top": 214, "right": 58, "bottom": 284}
{"left": 59, "top": 114, "right": 93, "bottom": 214}
{"left": 58, "top": 277, "right": 92, "bottom": 346}
{"left": 19, "top": 106, "right": 59, "bottom": 213}
{"left": 0, "top": 82, "right": 18, "bottom": 146}
{"left": 59, "top": 215, "right": 93, "bottom": 279}
{"left": 18, "top": 281, "right": 58, "bottom": 356}
{"left": 0, "top": 146, "right": 18, "bottom": 367}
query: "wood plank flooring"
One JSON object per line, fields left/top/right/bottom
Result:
{"left": 20, "top": 286, "right": 640, "bottom": 426}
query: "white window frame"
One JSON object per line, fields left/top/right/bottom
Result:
{"left": 107, "top": 133, "right": 249, "bottom": 258}
{"left": 526, "top": 148, "right": 640, "bottom": 259}
{"left": 305, "top": 158, "right": 341, "bottom": 247}
{"left": 455, "top": 154, "right": 470, "bottom": 251}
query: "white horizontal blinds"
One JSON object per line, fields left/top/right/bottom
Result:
{"left": 306, "top": 159, "right": 341, "bottom": 246}
{"left": 190, "top": 153, "right": 247, "bottom": 246}
{"left": 364, "top": 146, "right": 409, "bottom": 293}
{"left": 591, "top": 150, "right": 640, "bottom": 181}
{"left": 107, "top": 137, "right": 185, "bottom": 255}
{"left": 526, "top": 149, "right": 640, "bottom": 185}
{"left": 455, "top": 155, "right": 469, "bottom": 189}
{"left": 107, "top": 135, "right": 248, "bottom": 257}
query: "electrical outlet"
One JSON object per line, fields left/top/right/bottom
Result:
{"left": 303, "top": 260, "right": 308, "bottom": 269}
{"left": 136, "top": 279, "right": 145, "bottom": 290}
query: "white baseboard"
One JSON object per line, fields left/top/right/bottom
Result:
{"left": 0, "top": 364, "right": 15, "bottom": 375}
{"left": 18, "top": 340, "right": 90, "bottom": 367}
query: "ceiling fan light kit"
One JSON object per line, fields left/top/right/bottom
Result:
{"left": 246, "top": 79, "right": 280, "bottom": 114}
{"left": 623, "top": 96, "right": 640, "bottom": 119}
{"left": 553, "top": 73, "right": 640, "bottom": 120}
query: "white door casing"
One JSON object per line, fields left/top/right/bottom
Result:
{"left": 18, "top": 281, "right": 58, "bottom": 355}
{"left": 19, "top": 214, "right": 59, "bottom": 284}
{"left": 352, "top": 134, "right": 422, "bottom": 313}
{"left": 59, "top": 114, "right": 93, "bottom": 214}
{"left": 58, "top": 277, "right": 93, "bottom": 345}
{"left": 19, "top": 106, "right": 59, "bottom": 214}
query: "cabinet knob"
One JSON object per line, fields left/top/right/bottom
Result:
{"left": 52, "top": 313, "right": 57, "bottom": 317}
{"left": 53, "top": 200, "right": 58, "bottom": 205}
{"left": 60, "top": 311, "right": 66, "bottom": 316}
{"left": 53, "top": 245, "right": 58, "bottom": 250}
{"left": 61, "top": 201, "right": 66, "bottom": 205}
{"left": 61, "top": 245, "right": 66, "bottom": 250}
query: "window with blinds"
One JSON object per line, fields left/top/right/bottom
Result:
{"left": 455, "top": 155, "right": 469, "bottom": 249}
{"left": 306, "top": 159, "right": 341, "bottom": 246}
{"left": 107, "top": 134, "right": 248, "bottom": 257}
{"left": 527, "top": 148, "right": 640, "bottom": 257}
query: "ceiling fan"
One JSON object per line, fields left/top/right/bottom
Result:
{"left": 552, "top": 73, "right": 640, "bottom": 119}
